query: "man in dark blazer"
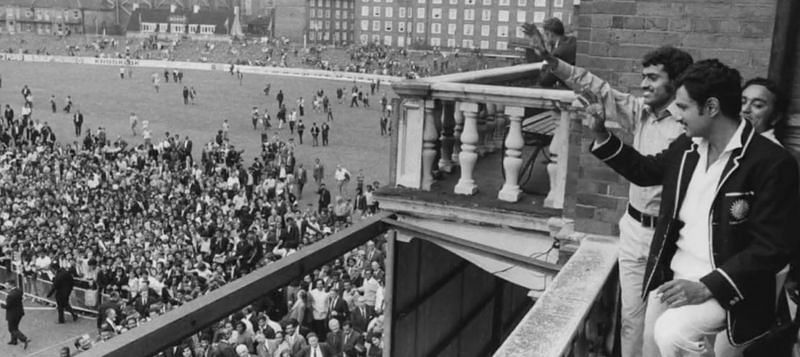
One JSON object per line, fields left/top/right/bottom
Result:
{"left": 328, "top": 287, "right": 350, "bottom": 323}
{"left": 47, "top": 264, "right": 78, "bottom": 323}
{"left": 2, "top": 279, "right": 29, "bottom": 349}
{"left": 341, "top": 320, "right": 364, "bottom": 357}
{"left": 588, "top": 60, "right": 800, "bottom": 355}
{"left": 349, "top": 296, "right": 375, "bottom": 334}
{"left": 297, "top": 333, "right": 334, "bottom": 357}
{"left": 132, "top": 280, "right": 160, "bottom": 318}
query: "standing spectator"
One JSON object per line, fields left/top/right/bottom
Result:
{"left": 251, "top": 107, "right": 260, "bottom": 130}
{"left": 50, "top": 95, "right": 57, "bottom": 113}
{"left": 310, "top": 123, "right": 320, "bottom": 147}
{"left": 47, "top": 264, "right": 78, "bottom": 324}
{"left": 321, "top": 123, "right": 330, "bottom": 146}
{"left": 276, "top": 90, "right": 284, "bottom": 108}
{"left": 129, "top": 112, "right": 138, "bottom": 136}
{"left": 190, "top": 86, "right": 197, "bottom": 104}
{"left": 295, "top": 164, "right": 307, "bottom": 199}
{"left": 297, "top": 120, "right": 306, "bottom": 145}
{"left": 63, "top": 95, "right": 73, "bottom": 113}
{"left": 313, "top": 158, "right": 325, "bottom": 185}
{"left": 379, "top": 116, "right": 388, "bottom": 136}
{"left": 2, "top": 279, "right": 29, "bottom": 350}
{"left": 317, "top": 184, "right": 331, "bottom": 214}
{"left": 222, "top": 120, "right": 230, "bottom": 140}
{"left": 297, "top": 97, "right": 305, "bottom": 117}
{"left": 182, "top": 86, "right": 190, "bottom": 105}
{"left": 289, "top": 110, "right": 297, "bottom": 135}
{"left": 334, "top": 165, "right": 351, "bottom": 196}
{"left": 73, "top": 111, "right": 84, "bottom": 137}
{"left": 309, "top": 280, "right": 330, "bottom": 339}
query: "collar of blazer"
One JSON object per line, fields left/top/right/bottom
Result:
{"left": 672, "top": 120, "right": 755, "bottom": 219}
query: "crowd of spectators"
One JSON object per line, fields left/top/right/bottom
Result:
{"left": 0, "top": 81, "right": 386, "bottom": 355}
{"left": 0, "top": 33, "right": 517, "bottom": 79}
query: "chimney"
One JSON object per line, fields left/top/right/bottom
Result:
{"left": 193, "top": 5, "right": 199, "bottom": 13}
{"left": 170, "top": 4, "right": 177, "bottom": 13}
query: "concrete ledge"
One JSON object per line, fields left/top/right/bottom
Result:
{"left": 493, "top": 235, "right": 618, "bottom": 357}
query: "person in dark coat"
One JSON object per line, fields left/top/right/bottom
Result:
{"left": 2, "top": 279, "right": 29, "bottom": 349}
{"left": 47, "top": 264, "right": 78, "bottom": 323}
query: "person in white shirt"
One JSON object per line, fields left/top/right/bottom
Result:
{"left": 334, "top": 165, "right": 351, "bottom": 196}
{"left": 308, "top": 279, "right": 330, "bottom": 339}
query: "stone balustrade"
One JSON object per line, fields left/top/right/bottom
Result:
{"left": 392, "top": 64, "right": 578, "bottom": 209}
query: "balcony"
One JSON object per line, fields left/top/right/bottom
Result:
{"left": 378, "top": 62, "right": 580, "bottom": 231}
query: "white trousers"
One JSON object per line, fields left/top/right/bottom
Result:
{"left": 618, "top": 213, "right": 653, "bottom": 357}
{"left": 643, "top": 291, "right": 742, "bottom": 357}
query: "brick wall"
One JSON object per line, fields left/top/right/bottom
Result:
{"left": 566, "top": 0, "right": 779, "bottom": 236}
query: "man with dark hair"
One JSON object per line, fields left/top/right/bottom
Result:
{"left": 2, "top": 279, "right": 29, "bottom": 349}
{"left": 587, "top": 59, "right": 800, "bottom": 356}
{"left": 48, "top": 264, "right": 78, "bottom": 323}
{"left": 528, "top": 32, "right": 693, "bottom": 356}
{"left": 534, "top": 18, "right": 577, "bottom": 88}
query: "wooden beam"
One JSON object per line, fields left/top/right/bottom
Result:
{"left": 84, "top": 213, "right": 393, "bottom": 357}
{"left": 383, "top": 218, "right": 562, "bottom": 274}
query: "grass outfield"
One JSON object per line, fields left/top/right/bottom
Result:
{"left": 0, "top": 61, "right": 393, "bottom": 202}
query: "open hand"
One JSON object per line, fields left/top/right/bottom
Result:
{"left": 577, "top": 90, "right": 610, "bottom": 142}
{"left": 520, "top": 23, "right": 556, "bottom": 66}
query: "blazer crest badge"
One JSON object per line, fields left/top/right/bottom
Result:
{"left": 729, "top": 199, "right": 750, "bottom": 221}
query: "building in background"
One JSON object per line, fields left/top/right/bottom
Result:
{"left": 0, "top": 0, "right": 119, "bottom": 35}
{"left": 352, "top": 0, "right": 577, "bottom": 50}
{"left": 306, "top": 0, "right": 356, "bottom": 45}
{"left": 126, "top": 6, "right": 239, "bottom": 40}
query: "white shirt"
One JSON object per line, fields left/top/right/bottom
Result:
{"left": 671, "top": 120, "right": 745, "bottom": 281}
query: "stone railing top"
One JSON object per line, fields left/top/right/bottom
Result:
{"left": 493, "top": 235, "right": 618, "bottom": 357}
{"left": 391, "top": 61, "right": 576, "bottom": 109}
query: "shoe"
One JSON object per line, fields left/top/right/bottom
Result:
{"left": 23, "top": 339, "right": 29, "bottom": 350}
{"left": 8, "top": 341, "right": 17, "bottom": 345}
{"left": 57, "top": 320, "right": 65, "bottom": 324}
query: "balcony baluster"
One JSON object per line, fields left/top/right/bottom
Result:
{"left": 454, "top": 102, "right": 480, "bottom": 195}
{"left": 452, "top": 103, "right": 464, "bottom": 165}
{"left": 498, "top": 106, "right": 525, "bottom": 202}
{"left": 438, "top": 101, "right": 456, "bottom": 173}
{"left": 421, "top": 100, "right": 441, "bottom": 191}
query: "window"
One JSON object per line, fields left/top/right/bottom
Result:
{"left": 554, "top": 0, "right": 564, "bottom": 7}
{"left": 482, "top": 10, "right": 491, "bottom": 21}
{"left": 387, "top": 0, "right": 393, "bottom": 3}
{"left": 399, "top": 7, "right": 406, "bottom": 18}
{"left": 430, "top": 37, "right": 440, "bottom": 46}
{"left": 515, "top": 26, "right": 525, "bottom": 38}
{"left": 447, "top": 23, "right": 456, "bottom": 34}
{"left": 534, "top": 0, "right": 545, "bottom": 6}
{"left": 325, "top": 10, "right": 331, "bottom": 17}
{"left": 360, "top": 34, "right": 369, "bottom": 44}
{"left": 335, "top": 10, "right": 340, "bottom": 19}
{"left": 171, "top": 23, "right": 184, "bottom": 33}
{"left": 553, "top": 12, "right": 563, "bottom": 20}
{"left": 416, "top": 22, "right": 425, "bottom": 33}
{"left": 398, "top": 37, "right": 405, "bottom": 46}
{"left": 417, "top": 8, "right": 425, "bottom": 18}
{"left": 398, "top": 21, "right": 406, "bottom": 32}
{"left": 159, "top": 23, "right": 168, "bottom": 32}
{"left": 187, "top": 24, "right": 197, "bottom": 33}
{"left": 533, "top": 11, "right": 545, "bottom": 23}
{"left": 361, "top": 6, "right": 369, "bottom": 16}
{"left": 497, "top": 25, "right": 508, "bottom": 37}
{"left": 418, "top": 0, "right": 426, "bottom": 3}
{"left": 499, "top": 0, "right": 509, "bottom": 5}
{"left": 336, "top": 0, "right": 341, "bottom": 7}
{"left": 433, "top": 0, "right": 442, "bottom": 3}
{"left": 200, "top": 25, "right": 215, "bottom": 34}
{"left": 384, "top": 35, "right": 393, "bottom": 45}
{"left": 372, "top": 34, "right": 380, "bottom": 42}
{"left": 385, "top": 7, "right": 392, "bottom": 17}
{"left": 498, "top": 10, "right": 509, "bottom": 22}
{"left": 375, "top": 0, "right": 381, "bottom": 3}
{"left": 432, "top": 8, "right": 441, "bottom": 19}
{"left": 497, "top": 41, "right": 508, "bottom": 50}
{"left": 464, "top": 9, "right": 474, "bottom": 20}
{"left": 483, "top": 0, "right": 491, "bottom": 5}
{"left": 373, "top": 6, "right": 381, "bottom": 17}
{"left": 361, "top": 20, "right": 369, "bottom": 30}
{"left": 385, "top": 21, "right": 393, "bottom": 31}
{"left": 517, "top": 11, "right": 526, "bottom": 23}
{"left": 142, "top": 23, "right": 156, "bottom": 32}
{"left": 462, "top": 39, "right": 473, "bottom": 48}
{"left": 431, "top": 23, "right": 441, "bottom": 34}
{"left": 324, "top": 20, "right": 330, "bottom": 28}
{"left": 463, "top": 24, "right": 474, "bottom": 36}
{"left": 335, "top": 21, "right": 340, "bottom": 30}
{"left": 480, "top": 40, "right": 489, "bottom": 49}
{"left": 450, "top": 0, "right": 457, "bottom": 4}
{"left": 466, "top": 0, "right": 475, "bottom": 4}
{"left": 447, "top": 38, "right": 455, "bottom": 47}
{"left": 481, "top": 25, "right": 490, "bottom": 36}
{"left": 372, "top": 20, "right": 381, "bottom": 31}
{"left": 518, "top": 0, "right": 526, "bottom": 5}
{"left": 448, "top": 9, "right": 457, "bottom": 20}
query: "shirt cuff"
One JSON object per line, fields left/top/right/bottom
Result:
{"left": 592, "top": 136, "right": 612, "bottom": 151}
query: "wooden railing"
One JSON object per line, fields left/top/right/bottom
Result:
{"left": 391, "top": 63, "right": 578, "bottom": 209}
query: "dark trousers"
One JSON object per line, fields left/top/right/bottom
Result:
{"left": 56, "top": 295, "right": 76, "bottom": 323}
{"left": 74, "top": 125, "right": 81, "bottom": 136}
{"left": 322, "top": 135, "right": 328, "bottom": 146}
{"left": 312, "top": 135, "right": 319, "bottom": 146}
{"left": 312, "top": 319, "right": 328, "bottom": 341}
{"left": 8, "top": 316, "right": 27, "bottom": 343}
{"left": 297, "top": 131, "right": 303, "bottom": 144}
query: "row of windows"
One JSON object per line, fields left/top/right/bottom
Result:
{"left": 358, "top": 14, "right": 561, "bottom": 35}
{"left": 309, "top": 20, "right": 352, "bottom": 30}
{"left": 360, "top": 7, "right": 556, "bottom": 23}
{"left": 140, "top": 23, "right": 215, "bottom": 34}
{"left": 309, "top": 31, "right": 351, "bottom": 42}
{"left": 312, "top": 0, "right": 354, "bottom": 8}
{"left": 361, "top": 0, "right": 565, "bottom": 6}
{"left": 357, "top": 34, "right": 514, "bottom": 51}
{"left": 310, "top": 9, "right": 352, "bottom": 19}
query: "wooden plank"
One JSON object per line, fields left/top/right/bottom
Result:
{"left": 84, "top": 212, "right": 393, "bottom": 357}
